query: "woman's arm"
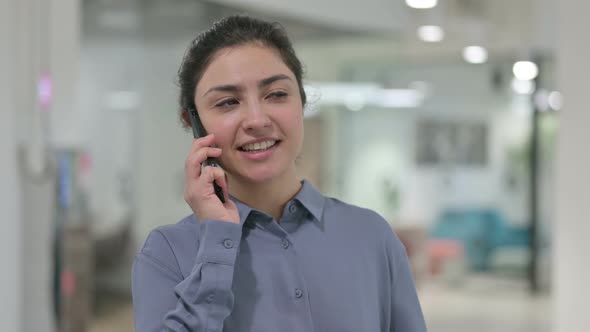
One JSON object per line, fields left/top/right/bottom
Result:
{"left": 132, "top": 219, "right": 242, "bottom": 332}
{"left": 387, "top": 231, "right": 428, "bottom": 332}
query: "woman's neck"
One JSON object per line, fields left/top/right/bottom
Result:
{"left": 228, "top": 171, "right": 302, "bottom": 222}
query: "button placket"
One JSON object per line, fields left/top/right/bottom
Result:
{"left": 294, "top": 288, "right": 303, "bottom": 299}
{"left": 281, "top": 238, "right": 290, "bottom": 249}
{"left": 223, "top": 239, "right": 234, "bottom": 249}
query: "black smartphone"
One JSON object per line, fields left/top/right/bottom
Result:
{"left": 188, "top": 109, "right": 226, "bottom": 203}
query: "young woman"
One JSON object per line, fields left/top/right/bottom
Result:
{"left": 132, "top": 15, "right": 427, "bottom": 332}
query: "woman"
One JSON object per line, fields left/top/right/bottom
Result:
{"left": 132, "top": 15, "right": 427, "bottom": 332}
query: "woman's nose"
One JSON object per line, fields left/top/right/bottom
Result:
{"left": 242, "top": 101, "right": 271, "bottom": 131}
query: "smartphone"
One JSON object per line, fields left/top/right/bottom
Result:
{"left": 188, "top": 109, "right": 226, "bottom": 203}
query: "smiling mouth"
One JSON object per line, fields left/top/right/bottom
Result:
{"left": 239, "top": 140, "right": 280, "bottom": 152}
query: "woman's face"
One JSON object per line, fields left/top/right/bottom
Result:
{"left": 194, "top": 44, "right": 304, "bottom": 185}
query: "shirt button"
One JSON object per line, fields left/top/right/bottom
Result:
{"left": 223, "top": 239, "right": 234, "bottom": 249}
{"left": 288, "top": 203, "right": 297, "bottom": 213}
{"left": 281, "top": 239, "right": 290, "bottom": 249}
{"left": 295, "top": 288, "right": 303, "bottom": 298}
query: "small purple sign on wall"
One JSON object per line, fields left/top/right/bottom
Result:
{"left": 38, "top": 72, "right": 52, "bottom": 110}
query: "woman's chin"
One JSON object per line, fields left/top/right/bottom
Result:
{"left": 241, "top": 172, "right": 278, "bottom": 184}
{"left": 234, "top": 167, "right": 285, "bottom": 185}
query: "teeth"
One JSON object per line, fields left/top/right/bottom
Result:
{"left": 242, "top": 140, "right": 276, "bottom": 152}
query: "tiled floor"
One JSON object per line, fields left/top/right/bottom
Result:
{"left": 90, "top": 274, "right": 551, "bottom": 332}
{"left": 420, "top": 274, "right": 551, "bottom": 332}
{"left": 89, "top": 295, "right": 134, "bottom": 332}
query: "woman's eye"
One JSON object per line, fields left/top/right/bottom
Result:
{"left": 266, "top": 91, "right": 288, "bottom": 100}
{"left": 215, "top": 98, "right": 239, "bottom": 108}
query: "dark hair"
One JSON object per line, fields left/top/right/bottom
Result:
{"left": 177, "top": 15, "right": 307, "bottom": 128}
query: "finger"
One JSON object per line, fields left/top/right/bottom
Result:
{"left": 184, "top": 147, "right": 222, "bottom": 180}
{"left": 212, "top": 171, "right": 230, "bottom": 204}
{"left": 194, "top": 147, "right": 222, "bottom": 165}
{"left": 213, "top": 171, "right": 230, "bottom": 205}
{"left": 200, "top": 166, "right": 226, "bottom": 186}
{"left": 184, "top": 167, "right": 222, "bottom": 202}
{"left": 200, "top": 166, "right": 227, "bottom": 200}
{"left": 222, "top": 173, "right": 230, "bottom": 203}
{"left": 189, "top": 134, "right": 216, "bottom": 155}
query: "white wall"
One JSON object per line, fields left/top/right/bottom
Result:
{"left": 332, "top": 63, "right": 532, "bottom": 226}
{"left": 80, "top": 36, "right": 201, "bottom": 245}
{"left": 79, "top": 40, "right": 143, "bottom": 230}
{"left": 49, "top": 0, "right": 82, "bottom": 148}
{"left": 134, "top": 40, "right": 196, "bottom": 243}
{"left": 79, "top": 2, "right": 210, "bottom": 244}
{"left": 2, "top": 0, "right": 80, "bottom": 330}
{"left": 78, "top": 38, "right": 192, "bottom": 244}
{"left": 554, "top": 0, "right": 590, "bottom": 330}
{"left": 0, "top": 1, "right": 22, "bottom": 329}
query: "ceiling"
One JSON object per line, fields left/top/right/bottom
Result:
{"left": 83, "top": 0, "right": 557, "bottom": 82}
{"left": 86, "top": 0, "right": 556, "bottom": 52}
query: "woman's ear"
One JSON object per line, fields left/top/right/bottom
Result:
{"left": 180, "top": 109, "right": 192, "bottom": 128}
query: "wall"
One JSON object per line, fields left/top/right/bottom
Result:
{"left": 0, "top": 1, "right": 22, "bottom": 329}
{"left": 134, "top": 40, "right": 197, "bottom": 243}
{"left": 332, "top": 63, "right": 532, "bottom": 226}
{"left": 78, "top": 40, "right": 143, "bottom": 230}
{"left": 554, "top": 0, "right": 590, "bottom": 330}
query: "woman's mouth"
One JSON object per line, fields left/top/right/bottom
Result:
{"left": 239, "top": 140, "right": 279, "bottom": 152}
{"left": 238, "top": 140, "right": 281, "bottom": 161}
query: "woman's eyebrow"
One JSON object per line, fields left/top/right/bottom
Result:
{"left": 258, "top": 74, "right": 292, "bottom": 88}
{"left": 203, "top": 84, "right": 241, "bottom": 97}
{"left": 202, "top": 74, "right": 292, "bottom": 98}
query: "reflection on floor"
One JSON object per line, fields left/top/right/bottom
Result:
{"left": 89, "top": 294, "right": 133, "bottom": 332}
{"left": 420, "top": 274, "right": 551, "bottom": 332}
{"left": 90, "top": 274, "right": 551, "bottom": 332}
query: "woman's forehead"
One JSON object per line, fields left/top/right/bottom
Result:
{"left": 197, "top": 45, "right": 294, "bottom": 93}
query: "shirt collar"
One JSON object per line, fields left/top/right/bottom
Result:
{"left": 293, "top": 179, "right": 325, "bottom": 223}
{"left": 230, "top": 196, "right": 255, "bottom": 226}
{"left": 229, "top": 179, "right": 326, "bottom": 225}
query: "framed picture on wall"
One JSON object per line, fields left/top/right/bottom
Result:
{"left": 415, "top": 119, "right": 488, "bottom": 166}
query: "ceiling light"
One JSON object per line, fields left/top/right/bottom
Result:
{"left": 548, "top": 91, "right": 563, "bottom": 110}
{"left": 406, "top": 0, "right": 438, "bottom": 9}
{"left": 462, "top": 46, "right": 488, "bottom": 64}
{"left": 512, "top": 78, "right": 535, "bottom": 95}
{"left": 345, "top": 93, "right": 366, "bottom": 112}
{"left": 417, "top": 25, "right": 444, "bottom": 42}
{"left": 513, "top": 61, "right": 539, "bottom": 81}
{"left": 307, "top": 82, "right": 424, "bottom": 109}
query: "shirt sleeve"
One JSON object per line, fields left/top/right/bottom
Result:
{"left": 132, "top": 219, "right": 242, "bottom": 332}
{"left": 387, "top": 231, "right": 428, "bottom": 332}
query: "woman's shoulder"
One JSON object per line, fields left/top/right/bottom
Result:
{"left": 137, "top": 214, "right": 200, "bottom": 277}
{"left": 142, "top": 214, "right": 198, "bottom": 249}
{"left": 321, "top": 197, "right": 406, "bottom": 262}
{"left": 322, "top": 197, "right": 394, "bottom": 236}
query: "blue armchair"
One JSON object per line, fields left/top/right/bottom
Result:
{"left": 431, "top": 208, "right": 530, "bottom": 271}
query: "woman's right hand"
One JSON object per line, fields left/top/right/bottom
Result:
{"left": 184, "top": 134, "right": 240, "bottom": 224}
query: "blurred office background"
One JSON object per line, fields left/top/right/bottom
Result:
{"left": 1, "top": 0, "right": 588, "bottom": 331}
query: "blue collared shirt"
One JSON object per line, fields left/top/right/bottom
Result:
{"left": 132, "top": 180, "right": 427, "bottom": 331}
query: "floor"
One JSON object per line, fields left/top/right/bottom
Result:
{"left": 89, "top": 295, "right": 134, "bottom": 332}
{"left": 90, "top": 274, "right": 551, "bottom": 332}
{"left": 420, "top": 274, "right": 551, "bottom": 332}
